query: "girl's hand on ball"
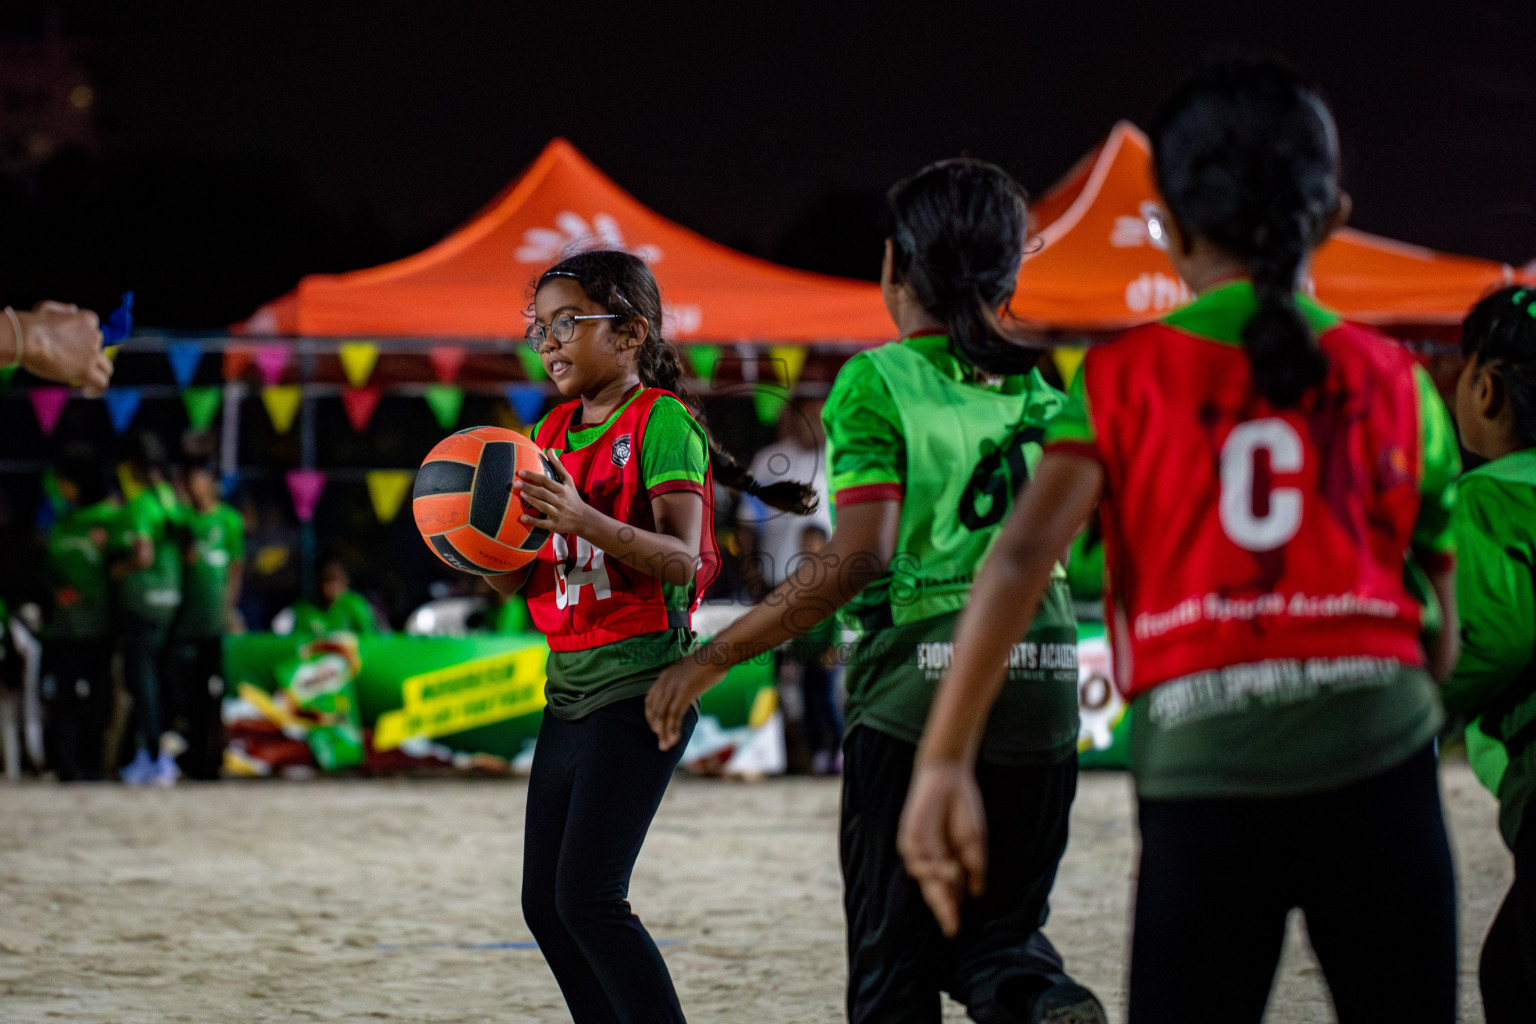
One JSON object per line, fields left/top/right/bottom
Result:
{"left": 515, "top": 450, "right": 590, "bottom": 534}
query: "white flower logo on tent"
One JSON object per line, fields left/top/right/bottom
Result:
{"left": 515, "top": 212, "right": 664, "bottom": 264}
{"left": 1110, "top": 200, "right": 1169, "bottom": 250}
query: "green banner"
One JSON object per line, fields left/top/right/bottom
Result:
{"left": 225, "top": 632, "right": 775, "bottom": 762}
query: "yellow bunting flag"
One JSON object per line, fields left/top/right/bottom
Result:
{"left": 1052, "top": 346, "right": 1087, "bottom": 387}
{"left": 365, "top": 469, "right": 414, "bottom": 524}
{"left": 262, "top": 384, "right": 303, "bottom": 434}
{"left": 768, "top": 345, "right": 808, "bottom": 390}
{"left": 339, "top": 341, "right": 380, "bottom": 388}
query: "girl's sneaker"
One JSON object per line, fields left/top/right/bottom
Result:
{"left": 120, "top": 748, "right": 155, "bottom": 787}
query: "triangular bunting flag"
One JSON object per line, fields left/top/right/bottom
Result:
{"left": 516, "top": 346, "right": 548, "bottom": 381}
{"left": 423, "top": 384, "right": 464, "bottom": 430}
{"left": 0, "top": 365, "right": 16, "bottom": 386}
{"left": 339, "top": 341, "right": 379, "bottom": 388}
{"left": 505, "top": 384, "right": 544, "bottom": 426}
{"left": 428, "top": 345, "right": 467, "bottom": 383}
{"left": 754, "top": 383, "right": 787, "bottom": 427}
{"left": 342, "top": 386, "right": 382, "bottom": 432}
{"left": 768, "top": 345, "right": 808, "bottom": 390}
{"left": 166, "top": 341, "right": 202, "bottom": 389}
{"left": 285, "top": 469, "right": 326, "bottom": 523}
{"left": 255, "top": 344, "right": 289, "bottom": 386}
{"left": 262, "top": 384, "right": 303, "bottom": 434}
{"left": 223, "top": 346, "right": 252, "bottom": 381}
{"left": 116, "top": 462, "right": 144, "bottom": 502}
{"left": 182, "top": 386, "right": 222, "bottom": 432}
{"left": 1052, "top": 346, "right": 1087, "bottom": 387}
{"left": 102, "top": 291, "right": 134, "bottom": 344}
{"left": 103, "top": 387, "right": 142, "bottom": 434}
{"left": 29, "top": 387, "right": 69, "bottom": 435}
{"left": 365, "top": 469, "right": 414, "bottom": 524}
{"left": 684, "top": 344, "right": 722, "bottom": 382}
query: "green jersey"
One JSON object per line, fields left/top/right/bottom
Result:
{"left": 114, "top": 481, "right": 185, "bottom": 625}
{"left": 290, "top": 590, "right": 382, "bottom": 637}
{"left": 177, "top": 503, "right": 244, "bottom": 639}
{"left": 536, "top": 393, "right": 709, "bottom": 720}
{"left": 824, "top": 334, "right": 1080, "bottom": 763}
{"left": 1445, "top": 448, "right": 1536, "bottom": 849}
{"left": 46, "top": 499, "right": 120, "bottom": 641}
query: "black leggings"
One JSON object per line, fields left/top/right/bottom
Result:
{"left": 840, "top": 725, "right": 1080, "bottom": 1024}
{"left": 521, "top": 695, "right": 697, "bottom": 1024}
{"left": 1130, "top": 744, "right": 1457, "bottom": 1024}
{"left": 1481, "top": 815, "right": 1536, "bottom": 1023}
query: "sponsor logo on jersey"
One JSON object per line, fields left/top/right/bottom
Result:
{"left": 611, "top": 433, "right": 632, "bottom": 469}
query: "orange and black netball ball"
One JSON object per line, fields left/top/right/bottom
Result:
{"left": 413, "top": 426, "right": 555, "bottom": 575}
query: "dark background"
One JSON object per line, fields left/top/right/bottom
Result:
{"left": 1, "top": 0, "right": 1532, "bottom": 330}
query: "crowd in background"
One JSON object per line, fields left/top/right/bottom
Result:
{"left": 0, "top": 391, "right": 845, "bottom": 784}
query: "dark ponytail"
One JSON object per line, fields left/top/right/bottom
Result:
{"left": 1151, "top": 59, "right": 1339, "bottom": 407}
{"left": 1462, "top": 286, "right": 1536, "bottom": 446}
{"left": 536, "top": 250, "right": 819, "bottom": 515}
{"left": 886, "top": 158, "right": 1042, "bottom": 375}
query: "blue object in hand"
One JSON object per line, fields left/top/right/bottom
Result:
{"left": 102, "top": 291, "right": 133, "bottom": 345}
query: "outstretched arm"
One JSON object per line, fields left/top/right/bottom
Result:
{"left": 644, "top": 499, "right": 899, "bottom": 750}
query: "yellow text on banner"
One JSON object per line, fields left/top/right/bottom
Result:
{"left": 373, "top": 646, "right": 548, "bottom": 751}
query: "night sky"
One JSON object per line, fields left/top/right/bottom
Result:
{"left": 3, "top": 1, "right": 1533, "bottom": 328}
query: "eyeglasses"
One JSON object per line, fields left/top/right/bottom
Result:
{"left": 524, "top": 312, "right": 622, "bottom": 353}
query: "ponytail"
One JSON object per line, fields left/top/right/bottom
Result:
{"left": 1244, "top": 209, "right": 1328, "bottom": 406}
{"left": 539, "top": 249, "right": 819, "bottom": 516}
{"left": 1151, "top": 59, "right": 1338, "bottom": 408}
{"left": 634, "top": 331, "right": 819, "bottom": 516}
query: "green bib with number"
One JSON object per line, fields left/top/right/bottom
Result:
{"left": 865, "top": 342, "right": 1068, "bottom": 625}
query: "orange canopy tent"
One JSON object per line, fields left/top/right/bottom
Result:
{"left": 1014, "top": 121, "right": 1530, "bottom": 334}
{"left": 237, "top": 138, "right": 889, "bottom": 343}
{"left": 239, "top": 128, "right": 1528, "bottom": 345}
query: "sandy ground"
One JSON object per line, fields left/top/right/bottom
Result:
{"left": 0, "top": 760, "right": 1509, "bottom": 1024}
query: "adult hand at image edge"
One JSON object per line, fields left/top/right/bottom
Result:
{"left": 11, "top": 301, "right": 113, "bottom": 396}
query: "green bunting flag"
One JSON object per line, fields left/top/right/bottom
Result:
{"left": 182, "top": 386, "right": 223, "bottom": 432}
{"left": 516, "top": 346, "right": 548, "bottom": 382}
{"left": 423, "top": 384, "right": 464, "bottom": 430}
{"left": 684, "top": 343, "right": 723, "bottom": 382}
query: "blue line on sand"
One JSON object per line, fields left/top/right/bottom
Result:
{"left": 377, "top": 940, "right": 683, "bottom": 951}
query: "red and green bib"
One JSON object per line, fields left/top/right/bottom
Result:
{"left": 528, "top": 388, "right": 718, "bottom": 652}
{"left": 1048, "top": 288, "right": 1430, "bottom": 697}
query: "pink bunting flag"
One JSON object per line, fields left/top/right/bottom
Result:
{"left": 285, "top": 468, "right": 327, "bottom": 523}
{"left": 30, "top": 387, "right": 69, "bottom": 435}
{"left": 428, "top": 345, "right": 467, "bottom": 383}
{"left": 255, "top": 344, "right": 290, "bottom": 386}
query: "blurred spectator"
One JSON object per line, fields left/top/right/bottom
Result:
{"left": 165, "top": 455, "right": 243, "bottom": 780}
{"left": 285, "top": 556, "right": 388, "bottom": 637}
{"left": 469, "top": 577, "right": 532, "bottom": 634}
{"left": 40, "top": 448, "right": 119, "bottom": 781}
{"left": 111, "top": 431, "right": 186, "bottom": 786}
{"left": 737, "top": 395, "right": 842, "bottom": 773}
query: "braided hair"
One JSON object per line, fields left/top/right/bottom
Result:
{"left": 536, "top": 250, "right": 818, "bottom": 515}
{"left": 886, "top": 158, "right": 1041, "bottom": 375}
{"left": 1462, "top": 286, "right": 1536, "bottom": 446}
{"left": 1150, "top": 59, "right": 1341, "bottom": 408}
